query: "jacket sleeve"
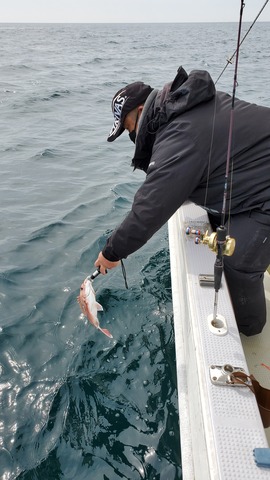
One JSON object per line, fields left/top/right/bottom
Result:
{"left": 102, "top": 121, "right": 206, "bottom": 261}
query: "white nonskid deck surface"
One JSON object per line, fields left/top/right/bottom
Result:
{"left": 241, "top": 274, "right": 270, "bottom": 445}
{"left": 168, "top": 202, "right": 270, "bottom": 480}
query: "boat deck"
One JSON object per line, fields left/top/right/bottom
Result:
{"left": 169, "top": 202, "right": 270, "bottom": 479}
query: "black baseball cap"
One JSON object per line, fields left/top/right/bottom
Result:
{"left": 107, "top": 81, "right": 153, "bottom": 142}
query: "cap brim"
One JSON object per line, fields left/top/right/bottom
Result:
{"left": 107, "top": 82, "right": 153, "bottom": 142}
{"left": 107, "top": 123, "right": 125, "bottom": 142}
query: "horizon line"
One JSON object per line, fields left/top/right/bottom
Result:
{"left": 0, "top": 20, "right": 269, "bottom": 24}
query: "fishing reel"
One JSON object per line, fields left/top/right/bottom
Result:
{"left": 202, "top": 230, "right": 235, "bottom": 256}
{"left": 185, "top": 226, "right": 235, "bottom": 257}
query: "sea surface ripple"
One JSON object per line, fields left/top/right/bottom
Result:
{"left": 0, "top": 22, "right": 269, "bottom": 480}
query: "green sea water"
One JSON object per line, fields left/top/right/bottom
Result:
{"left": 0, "top": 21, "right": 269, "bottom": 480}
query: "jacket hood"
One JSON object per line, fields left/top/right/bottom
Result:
{"left": 153, "top": 66, "right": 215, "bottom": 127}
{"left": 132, "top": 66, "right": 216, "bottom": 171}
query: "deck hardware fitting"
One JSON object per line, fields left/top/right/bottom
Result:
{"left": 185, "top": 226, "right": 235, "bottom": 256}
{"left": 210, "top": 364, "right": 252, "bottom": 387}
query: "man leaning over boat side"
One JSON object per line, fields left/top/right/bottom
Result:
{"left": 94, "top": 66, "right": 270, "bottom": 337}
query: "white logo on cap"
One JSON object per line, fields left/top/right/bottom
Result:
{"left": 108, "top": 90, "right": 127, "bottom": 138}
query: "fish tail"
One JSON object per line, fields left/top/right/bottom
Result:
{"left": 99, "top": 327, "right": 113, "bottom": 339}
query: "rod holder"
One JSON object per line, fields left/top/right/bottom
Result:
{"left": 207, "top": 313, "right": 228, "bottom": 336}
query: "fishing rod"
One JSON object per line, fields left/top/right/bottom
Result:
{"left": 215, "top": 0, "right": 270, "bottom": 85}
{"left": 90, "top": 260, "right": 129, "bottom": 288}
{"left": 212, "top": 0, "right": 245, "bottom": 322}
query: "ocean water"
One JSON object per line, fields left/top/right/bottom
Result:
{"left": 0, "top": 22, "right": 269, "bottom": 480}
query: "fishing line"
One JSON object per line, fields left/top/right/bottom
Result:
{"left": 215, "top": 0, "right": 269, "bottom": 85}
{"left": 205, "top": 0, "right": 269, "bottom": 225}
{"left": 121, "top": 259, "right": 129, "bottom": 289}
{"left": 203, "top": 94, "right": 217, "bottom": 210}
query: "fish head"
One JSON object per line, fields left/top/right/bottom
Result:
{"left": 78, "top": 277, "right": 97, "bottom": 313}
{"left": 79, "top": 277, "right": 94, "bottom": 297}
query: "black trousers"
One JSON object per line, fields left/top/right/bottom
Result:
{"left": 208, "top": 210, "right": 270, "bottom": 336}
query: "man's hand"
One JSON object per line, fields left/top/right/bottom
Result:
{"left": 94, "top": 252, "right": 120, "bottom": 275}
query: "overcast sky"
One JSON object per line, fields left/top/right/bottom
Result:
{"left": 1, "top": 0, "right": 269, "bottom": 23}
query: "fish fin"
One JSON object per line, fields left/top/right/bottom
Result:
{"left": 96, "top": 302, "right": 103, "bottom": 311}
{"left": 99, "top": 327, "right": 113, "bottom": 339}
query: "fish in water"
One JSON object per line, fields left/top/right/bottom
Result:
{"left": 77, "top": 277, "right": 113, "bottom": 338}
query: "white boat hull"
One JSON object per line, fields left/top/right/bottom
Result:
{"left": 168, "top": 202, "right": 269, "bottom": 479}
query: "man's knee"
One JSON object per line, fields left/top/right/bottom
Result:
{"left": 238, "top": 317, "right": 266, "bottom": 336}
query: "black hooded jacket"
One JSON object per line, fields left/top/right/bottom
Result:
{"left": 103, "top": 67, "right": 270, "bottom": 261}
